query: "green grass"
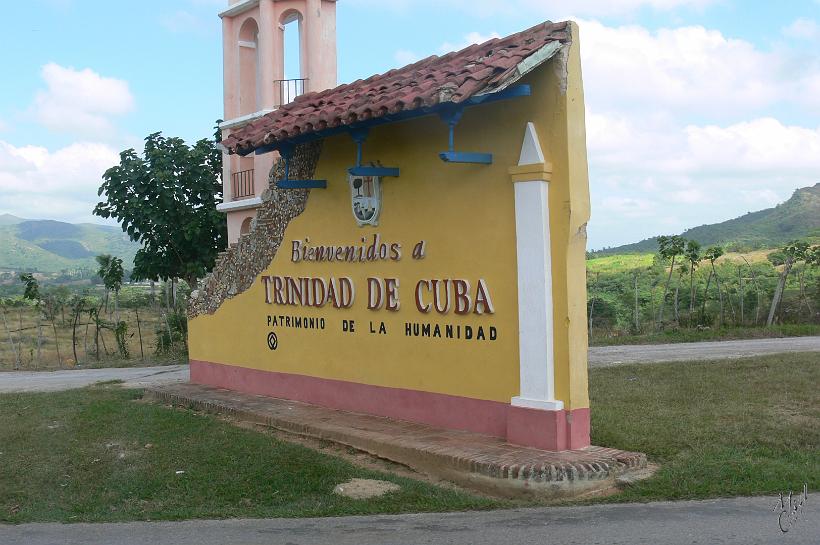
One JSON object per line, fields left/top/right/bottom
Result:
{"left": 586, "top": 253, "right": 654, "bottom": 274}
{"left": 589, "top": 352, "right": 819, "bottom": 501}
{"left": 2, "top": 354, "right": 817, "bottom": 522}
{"left": 0, "top": 385, "right": 500, "bottom": 523}
{"left": 590, "top": 324, "right": 820, "bottom": 346}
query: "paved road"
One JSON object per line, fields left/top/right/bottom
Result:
{"left": 0, "top": 364, "right": 188, "bottom": 393}
{"left": 589, "top": 335, "right": 820, "bottom": 367}
{"left": 1, "top": 336, "right": 818, "bottom": 393}
{"left": 1, "top": 496, "right": 814, "bottom": 545}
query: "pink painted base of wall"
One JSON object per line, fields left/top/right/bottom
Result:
{"left": 506, "top": 405, "right": 590, "bottom": 451}
{"left": 190, "top": 360, "right": 590, "bottom": 451}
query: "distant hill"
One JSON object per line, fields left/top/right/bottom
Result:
{"left": 596, "top": 183, "right": 820, "bottom": 255}
{"left": 0, "top": 215, "right": 140, "bottom": 273}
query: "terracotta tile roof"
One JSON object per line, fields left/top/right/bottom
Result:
{"left": 223, "top": 20, "right": 571, "bottom": 155}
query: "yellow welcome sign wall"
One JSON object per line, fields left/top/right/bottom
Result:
{"left": 190, "top": 21, "right": 591, "bottom": 450}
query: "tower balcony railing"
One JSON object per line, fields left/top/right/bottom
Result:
{"left": 274, "top": 78, "right": 308, "bottom": 108}
{"left": 231, "top": 168, "right": 255, "bottom": 200}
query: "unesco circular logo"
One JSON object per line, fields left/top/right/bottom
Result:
{"left": 267, "top": 331, "right": 278, "bottom": 351}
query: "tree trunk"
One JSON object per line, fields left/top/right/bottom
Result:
{"left": 163, "top": 312, "right": 174, "bottom": 356}
{"left": 50, "top": 316, "right": 61, "bottom": 368}
{"left": 738, "top": 267, "right": 744, "bottom": 326}
{"left": 135, "top": 309, "right": 144, "bottom": 362}
{"left": 588, "top": 273, "right": 600, "bottom": 336}
{"left": 2, "top": 307, "right": 21, "bottom": 370}
{"left": 701, "top": 270, "right": 713, "bottom": 323}
{"left": 766, "top": 259, "right": 793, "bottom": 326}
{"left": 689, "top": 264, "right": 696, "bottom": 326}
{"left": 711, "top": 262, "right": 725, "bottom": 327}
{"left": 796, "top": 266, "right": 813, "bottom": 316}
{"left": 741, "top": 256, "right": 762, "bottom": 325}
{"left": 72, "top": 304, "right": 80, "bottom": 366}
{"left": 634, "top": 272, "right": 640, "bottom": 333}
{"left": 657, "top": 256, "right": 677, "bottom": 328}
{"left": 673, "top": 270, "right": 683, "bottom": 324}
{"left": 36, "top": 320, "right": 42, "bottom": 363}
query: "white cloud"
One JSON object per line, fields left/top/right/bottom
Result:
{"left": 586, "top": 113, "right": 820, "bottom": 248}
{"left": 31, "top": 63, "right": 134, "bottom": 138}
{"left": 783, "top": 18, "right": 819, "bottom": 40}
{"left": 0, "top": 140, "right": 119, "bottom": 222}
{"left": 579, "top": 20, "right": 783, "bottom": 117}
{"left": 575, "top": 17, "right": 820, "bottom": 248}
{"left": 683, "top": 118, "right": 820, "bottom": 175}
{"left": 346, "top": 0, "right": 714, "bottom": 17}
{"left": 440, "top": 31, "right": 501, "bottom": 53}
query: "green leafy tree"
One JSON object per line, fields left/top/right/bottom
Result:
{"left": 701, "top": 246, "right": 725, "bottom": 325}
{"left": 656, "top": 235, "right": 686, "bottom": 327}
{"left": 95, "top": 254, "right": 124, "bottom": 317}
{"left": 93, "top": 127, "right": 226, "bottom": 289}
{"left": 767, "top": 240, "right": 810, "bottom": 326}
{"left": 20, "top": 273, "right": 40, "bottom": 303}
{"left": 683, "top": 240, "right": 702, "bottom": 324}
{"left": 19, "top": 273, "right": 63, "bottom": 365}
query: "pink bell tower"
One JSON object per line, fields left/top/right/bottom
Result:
{"left": 217, "top": 0, "right": 338, "bottom": 243}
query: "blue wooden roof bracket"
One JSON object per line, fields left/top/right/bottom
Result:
{"left": 251, "top": 85, "right": 532, "bottom": 163}
{"left": 438, "top": 106, "right": 492, "bottom": 165}
{"left": 438, "top": 85, "right": 531, "bottom": 164}
{"left": 275, "top": 142, "right": 327, "bottom": 189}
{"left": 347, "top": 127, "right": 400, "bottom": 178}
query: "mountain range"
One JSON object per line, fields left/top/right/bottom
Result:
{"left": 595, "top": 183, "right": 820, "bottom": 255}
{"left": 0, "top": 214, "right": 139, "bottom": 272}
{"left": 2, "top": 183, "right": 819, "bottom": 271}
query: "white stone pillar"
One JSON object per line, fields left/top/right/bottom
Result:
{"left": 509, "top": 123, "right": 563, "bottom": 412}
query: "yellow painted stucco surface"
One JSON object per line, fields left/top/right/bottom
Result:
{"left": 190, "top": 24, "right": 590, "bottom": 408}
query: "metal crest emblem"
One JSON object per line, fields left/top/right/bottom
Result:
{"left": 349, "top": 174, "right": 381, "bottom": 226}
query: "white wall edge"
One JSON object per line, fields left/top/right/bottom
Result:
{"left": 220, "top": 109, "right": 275, "bottom": 130}
{"left": 511, "top": 396, "right": 564, "bottom": 411}
{"left": 216, "top": 196, "right": 263, "bottom": 213}
{"left": 219, "top": 0, "right": 260, "bottom": 19}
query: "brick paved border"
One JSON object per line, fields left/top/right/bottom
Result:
{"left": 145, "top": 384, "right": 647, "bottom": 499}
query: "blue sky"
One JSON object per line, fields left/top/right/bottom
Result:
{"left": 1, "top": 0, "right": 819, "bottom": 249}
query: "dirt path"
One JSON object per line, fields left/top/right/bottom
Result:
{"left": 0, "top": 364, "right": 188, "bottom": 393}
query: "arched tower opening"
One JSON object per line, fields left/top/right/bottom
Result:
{"left": 238, "top": 17, "right": 260, "bottom": 116}
{"left": 277, "top": 10, "right": 305, "bottom": 107}
{"left": 239, "top": 216, "right": 252, "bottom": 236}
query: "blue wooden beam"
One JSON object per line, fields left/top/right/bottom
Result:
{"left": 348, "top": 166, "right": 400, "bottom": 177}
{"left": 277, "top": 179, "right": 328, "bottom": 189}
{"left": 465, "top": 84, "right": 531, "bottom": 105}
{"left": 439, "top": 151, "right": 493, "bottom": 164}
